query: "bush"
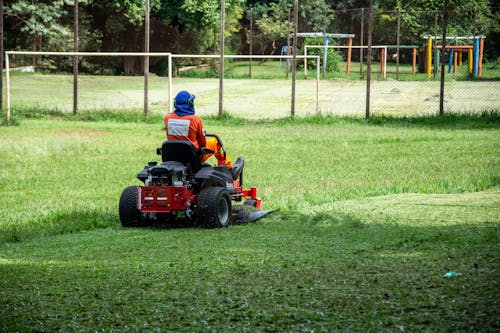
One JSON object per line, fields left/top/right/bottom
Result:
{"left": 302, "top": 37, "right": 343, "bottom": 72}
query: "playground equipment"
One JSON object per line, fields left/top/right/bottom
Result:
{"left": 280, "top": 45, "right": 294, "bottom": 71}
{"left": 297, "top": 33, "right": 355, "bottom": 77}
{"left": 302, "top": 37, "right": 419, "bottom": 79}
{"left": 303, "top": 45, "right": 412, "bottom": 79}
{"left": 424, "top": 35, "right": 486, "bottom": 78}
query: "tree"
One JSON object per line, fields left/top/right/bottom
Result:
{"left": 5, "top": 0, "right": 74, "bottom": 67}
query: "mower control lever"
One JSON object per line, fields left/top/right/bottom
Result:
{"left": 200, "top": 147, "right": 214, "bottom": 155}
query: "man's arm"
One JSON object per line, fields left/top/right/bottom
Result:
{"left": 196, "top": 117, "right": 206, "bottom": 148}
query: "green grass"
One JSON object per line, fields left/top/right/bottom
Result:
{"left": 177, "top": 59, "right": 500, "bottom": 81}
{"left": 5, "top": 73, "right": 499, "bottom": 120}
{"left": 0, "top": 114, "right": 499, "bottom": 331}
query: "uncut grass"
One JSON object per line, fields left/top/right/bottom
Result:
{"left": 0, "top": 117, "right": 498, "bottom": 331}
{"left": 0, "top": 189, "right": 498, "bottom": 331}
{"left": 0, "top": 116, "right": 498, "bottom": 243}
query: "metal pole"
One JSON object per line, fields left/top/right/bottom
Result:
{"left": 434, "top": 8, "right": 438, "bottom": 78}
{"left": 471, "top": 7, "right": 477, "bottom": 79}
{"left": 287, "top": 8, "right": 291, "bottom": 79}
{"left": 168, "top": 54, "right": 172, "bottom": 113}
{"left": 439, "top": 0, "right": 448, "bottom": 116}
{"left": 219, "top": 0, "right": 225, "bottom": 118}
{"left": 0, "top": 0, "right": 3, "bottom": 113}
{"left": 6, "top": 53, "right": 10, "bottom": 123}
{"left": 291, "top": 0, "right": 298, "bottom": 117}
{"left": 360, "top": 8, "right": 364, "bottom": 79}
{"left": 396, "top": 8, "right": 400, "bottom": 80}
{"left": 365, "top": 0, "right": 373, "bottom": 119}
{"left": 144, "top": 0, "right": 150, "bottom": 117}
{"left": 323, "top": 9, "right": 327, "bottom": 79}
{"left": 249, "top": 7, "right": 253, "bottom": 79}
{"left": 73, "top": 0, "right": 78, "bottom": 114}
{"left": 316, "top": 57, "right": 320, "bottom": 113}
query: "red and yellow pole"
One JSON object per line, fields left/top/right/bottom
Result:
{"left": 479, "top": 37, "right": 484, "bottom": 77}
{"left": 468, "top": 48, "right": 473, "bottom": 74}
{"left": 412, "top": 48, "right": 417, "bottom": 75}
{"left": 453, "top": 50, "right": 457, "bottom": 74}
{"left": 346, "top": 37, "right": 352, "bottom": 75}
{"left": 426, "top": 37, "right": 432, "bottom": 78}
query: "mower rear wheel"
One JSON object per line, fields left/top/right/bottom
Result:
{"left": 119, "top": 186, "right": 142, "bottom": 227}
{"left": 197, "top": 187, "right": 232, "bottom": 228}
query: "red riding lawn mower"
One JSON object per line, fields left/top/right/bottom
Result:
{"left": 119, "top": 134, "right": 273, "bottom": 228}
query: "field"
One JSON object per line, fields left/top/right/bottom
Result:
{"left": 1, "top": 109, "right": 499, "bottom": 331}
{"left": 6, "top": 59, "right": 500, "bottom": 120}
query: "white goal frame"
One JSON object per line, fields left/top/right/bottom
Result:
{"left": 5, "top": 51, "right": 321, "bottom": 122}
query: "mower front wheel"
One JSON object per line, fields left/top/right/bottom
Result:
{"left": 197, "top": 187, "right": 232, "bottom": 228}
{"left": 119, "top": 186, "right": 143, "bottom": 227}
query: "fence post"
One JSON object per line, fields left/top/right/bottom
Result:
{"left": 73, "top": 0, "right": 78, "bottom": 115}
{"left": 365, "top": 0, "right": 373, "bottom": 119}
{"left": 396, "top": 8, "right": 400, "bottom": 80}
{"left": 218, "top": 0, "right": 225, "bottom": 118}
{"left": 360, "top": 8, "right": 364, "bottom": 79}
{"left": 249, "top": 7, "right": 253, "bottom": 79}
{"left": 439, "top": 0, "right": 448, "bottom": 116}
{"left": 346, "top": 37, "right": 352, "bottom": 75}
{"left": 0, "top": 0, "right": 3, "bottom": 112}
{"left": 6, "top": 52, "right": 10, "bottom": 123}
{"left": 291, "top": 0, "right": 298, "bottom": 117}
{"left": 168, "top": 54, "right": 172, "bottom": 113}
{"left": 144, "top": 0, "right": 150, "bottom": 117}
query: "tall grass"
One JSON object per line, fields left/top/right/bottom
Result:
{"left": 0, "top": 113, "right": 498, "bottom": 243}
{"left": 0, "top": 114, "right": 498, "bottom": 332}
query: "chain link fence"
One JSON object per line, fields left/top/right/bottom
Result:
{"left": 299, "top": 6, "right": 499, "bottom": 117}
{"left": 3, "top": 5, "right": 499, "bottom": 119}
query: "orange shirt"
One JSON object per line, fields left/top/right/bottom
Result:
{"left": 164, "top": 113, "right": 206, "bottom": 150}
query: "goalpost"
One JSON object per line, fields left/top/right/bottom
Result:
{"left": 5, "top": 51, "right": 321, "bottom": 122}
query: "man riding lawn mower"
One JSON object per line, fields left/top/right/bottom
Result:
{"left": 118, "top": 91, "right": 273, "bottom": 228}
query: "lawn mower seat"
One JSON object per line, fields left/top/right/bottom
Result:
{"left": 161, "top": 140, "right": 202, "bottom": 172}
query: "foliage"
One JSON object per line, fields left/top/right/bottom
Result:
{"left": 302, "top": 37, "right": 343, "bottom": 72}
{"left": 254, "top": 0, "right": 292, "bottom": 45}
{"left": 298, "top": 0, "right": 334, "bottom": 32}
{"left": 3, "top": 0, "right": 499, "bottom": 72}
{"left": 4, "top": 0, "right": 74, "bottom": 51}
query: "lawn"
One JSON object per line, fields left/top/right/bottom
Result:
{"left": 6, "top": 66, "right": 500, "bottom": 119}
{"left": 0, "top": 113, "right": 499, "bottom": 331}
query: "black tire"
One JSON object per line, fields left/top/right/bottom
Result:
{"left": 119, "top": 186, "right": 141, "bottom": 227}
{"left": 196, "top": 187, "right": 232, "bottom": 228}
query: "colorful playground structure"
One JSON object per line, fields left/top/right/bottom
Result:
{"left": 294, "top": 32, "right": 486, "bottom": 79}
{"left": 299, "top": 32, "right": 420, "bottom": 78}
{"left": 425, "top": 35, "right": 486, "bottom": 78}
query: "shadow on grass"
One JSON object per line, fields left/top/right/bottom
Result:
{"left": 0, "top": 209, "right": 498, "bottom": 332}
{"left": 0, "top": 208, "right": 276, "bottom": 244}
{"left": 0, "top": 210, "right": 118, "bottom": 245}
